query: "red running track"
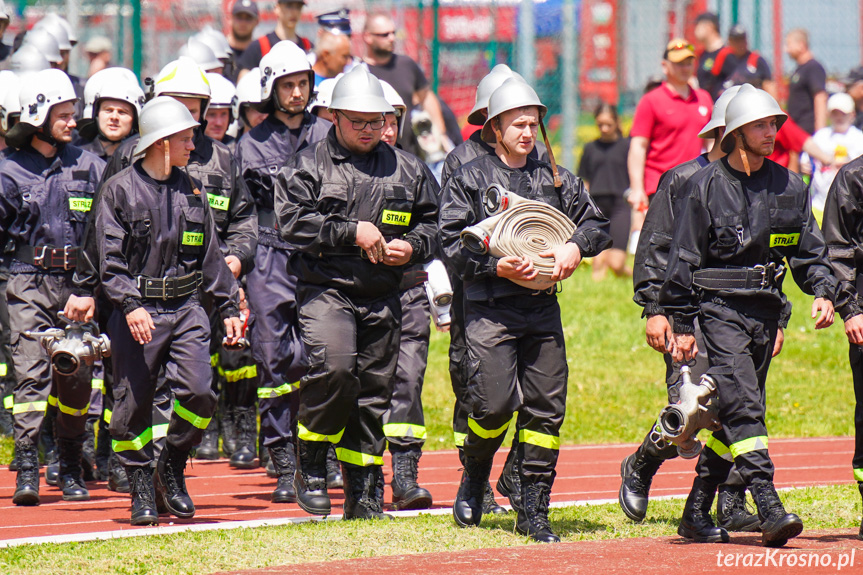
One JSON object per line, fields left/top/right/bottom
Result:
{"left": 0, "top": 436, "right": 854, "bottom": 546}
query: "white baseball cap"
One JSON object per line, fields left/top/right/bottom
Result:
{"left": 828, "top": 92, "right": 856, "bottom": 115}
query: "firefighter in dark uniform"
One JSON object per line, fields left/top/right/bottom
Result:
{"left": 275, "top": 66, "right": 439, "bottom": 519}
{"left": 75, "top": 67, "right": 144, "bottom": 161}
{"left": 1, "top": 69, "right": 106, "bottom": 505}
{"left": 98, "top": 57, "right": 259, "bottom": 465}
{"left": 378, "top": 80, "right": 434, "bottom": 510}
{"left": 439, "top": 80, "right": 611, "bottom": 542}
{"left": 821, "top": 145, "right": 863, "bottom": 542}
{"left": 236, "top": 40, "right": 332, "bottom": 502}
{"left": 90, "top": 96, "right": 242, "bottom": 526}
{"left": 622, "top": 85, "right": 765, "bottom": 532}
{"left": 660, "top": 87, "right": 836, "bottom": 547}
{"left": 439, "top": 65, "right": 549, "bottom": 516}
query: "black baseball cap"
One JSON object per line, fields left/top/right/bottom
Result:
{"left": 695, "top": 12, "right": 720, "bottom": 30}
{"left": 318, "top": 9, "right": 351, "bottom": 35}
{"left": 728, "top": 24, "right": 747, "bottom": 39}
{"left": 843, "top": 66, "right": 863, "bottom": 86}
{"left": 232, "top": 0, "right": 259, "bottom": 17}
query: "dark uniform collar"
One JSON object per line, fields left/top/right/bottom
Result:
{"left": 487, "top": 151, "right": 538, "bottom": 174}
{"left": 132, "top": 158, "right": 184, "bottom": 187}
{"left": 325, "top": 125, "right": 386, "bottom": 161}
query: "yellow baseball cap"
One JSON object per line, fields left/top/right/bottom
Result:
{"left": 664, "top": 38, "right": 696, "bottom": 63}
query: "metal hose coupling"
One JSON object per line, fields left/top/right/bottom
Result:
{"left": 460, "top": 187, "right": 576, "bottom": 290}
{"left": 424, "top": 259, "right": 453, "bottom": 330}
{"left": 24, "top": 312, "right": 111, "bottom": 377}
{"left": 657, "top": 365, "right": 722, "bottom": 459}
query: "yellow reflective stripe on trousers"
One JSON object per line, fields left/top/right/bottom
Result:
{"left": 335, "top": 447, "right": 383, "bottom": 467}
{"left": 3, "top": 395, "right": 12, "bottom": 410}
{"left": 210, "top": 354, "right": 220, "bottom": 368}
{"left": 453, "top": 431, "right": 467, "bottom": 447}
{"left": 103, "top": 408, "right": 112, "bottom": 424}
{"left": 258, "top": 382, "right": 299, "bottom": 399}
{"left": 91, "top": 378, "right": 105, "bottom": 393}
{"left": 854, "top": 468, "right": 863, "bottom": 482}
{"left": 0, "top": 363, "right": 6, "bottom": 377}
{"left": 12, "top": 401, "right": 48, "bottom": 414}
{"left": 112, "top": 427, "right": 153, "bottom": 452}
{"left": 220, "top": 364, "right": 258, "bottom": 383}
{"left": 705, "top": 434, "right": 733, "bottom": 461}
{"left": 729, "top": 436, "right": 769, "bottom": 458}
{"left": 152, "top": 423, "right": 169, "bottom": 440}
{"left": 383, "top": 423, "right": 427, "bottom": 440}
{"left": 468, "top": 416, "right": 511, "bottom": 440}
{"left": 47, "top": 394, "right": 89, "bottom": 417}
{"left": 173, "top": 399, "right": 211, "bottom": 430}
{"left": 297, "top": 422, "right": 344, "bottom": 444}
{"left": 518, "top": 429, "right": 560, "bottom": 450}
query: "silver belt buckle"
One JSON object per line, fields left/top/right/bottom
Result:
{"left": 62, "top": 245, "right": 73, "bottom": 270}
{"left": 32, "top": 246, "right": 48, "bottom": 268}
{"left": 753, "top": 263, "right": 779, "bottom": 289}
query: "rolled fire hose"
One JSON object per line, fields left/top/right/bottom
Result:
{"left": 460, "top": 187, "right": 575, "bottom": 291}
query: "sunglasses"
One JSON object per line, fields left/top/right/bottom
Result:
{"left": 667, "top": 42, "right": 695, "bottom": 52}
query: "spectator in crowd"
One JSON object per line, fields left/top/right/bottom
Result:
{"left": 226, "top": 0, "right": 259, "bottom": 83}
{"left": 237, "top": 0, "right": 312, "bottom": 78}
{"left": 804, "top": 92, "right": 863, "bottom": 223}
{"left": 362, "top": 12, "right": 450, "bottom": 156}
{"left": 579, "top": 103, "right": 632, "bottom": 280}
{"left": 786, "top": 28, "right": 827, "bottom": 134}
{"left": 627, "top": 39, "right": 712, "bottom": 212}
{"left": 842, "top": 66, "right": 863, "bottom": 131}
{"left": 84, "top": 36, "right": 111, "bottom": 77}
{"left": 312, "top": 30, "right": 351, "bottom": 87}
{"left": 694, "top": 12, "right": 734, "bottom": 101}
{"left": 317, "top": 9, "right": 352, "bottom": 36}
{"left": 725, "top": 25, "right": 777, "bottom": 99}
{"left": 768, "top": 114, "right": 833, "bottom": 173}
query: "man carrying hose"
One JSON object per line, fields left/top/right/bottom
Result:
{"left": 438, "top": 79, "right": 610, "bottom": 542}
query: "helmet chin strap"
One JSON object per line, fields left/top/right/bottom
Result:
{"left": 737, "top": 132, "right": 752, "bottom": 176}
{"left": 34, "top": 124, "right": 59, "bottom": 148}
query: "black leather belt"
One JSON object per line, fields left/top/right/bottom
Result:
{"left": 318, "top": 247, "right": 365, "bottom": 258}
{"left": 136, "top": 271, "right": 203, "bottom": 300}
{"left": 15, "top": 245, "right": 79, "bottom": 270}
{"left": 693, "top": 263, "right": 785, "bottom": 291}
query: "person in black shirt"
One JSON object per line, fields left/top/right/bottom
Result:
{"left": 578, "top": 103, "right": 632, "bottom": 279}
{"left": 225, "top": 0, "right": 259, "bottom": 84}
{"left": 237, "top": 0, "right": 312, "bottom": 79}
{"left": 786, "top": 28, "right": 827, "bottom": 134}
{"left": 843, "top": 67, "right": 863, "bottom": 131}
{"left": 725, "top": 25, "right": 776, "bottom": 98}
{"left": 694, "top": 12, "right": 735, "bottom": 101}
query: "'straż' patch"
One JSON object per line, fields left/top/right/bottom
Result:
{"left": 207, "top": 194, "right": 230, "bottom": 211}
{"left": 382, "top": 210, "right": 411, "bottom": 226}
{"left": 182, "top": 231, "right": 204, "bottom": 246}
{"left": 770, "top": 233, "right": 800, "bottom": 247}
{"left": 69, "top": 198, "right": 92, "bottom": 212}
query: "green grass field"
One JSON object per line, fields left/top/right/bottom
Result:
{"left": 0, "top": 264, "right": 859, "bottom": 573}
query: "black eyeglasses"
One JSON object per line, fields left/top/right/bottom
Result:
{"left": 339, "top": 113, "right": 386, "bottom": 131}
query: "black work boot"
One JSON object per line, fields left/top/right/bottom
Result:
{"left": 94, "top": 418, "right": 111, "bottom": 481}
{"left": 857, "top": 483, "right": 863, "bottom": 541}
{"left": 458, "top": 446, "right": 504, "bottom": 515}
{"left": 516, "top": 481, "right": 560, "bottom": 543}
{"left": 221, "top": 406, "right": 237, "bottom": 457}
{"left": 81, "top": 419, "right": 97, "bottom": 482}
{"left": 326, "top": 444, "right": 343, "bottom": 489}
{"left": 155, "top": 444, "right": 195, "bottom": 518}
{"left": 44, "top": 451, "right": 59, "bottom": 486}
{"left": 127, "top": 466, "right": 159, "bottom": 526}
{"left": 750, "top": 479, "right": 803, "bottom": 547}
{"left": 58, "top": 438, "right": 90, "bottom": 501}
{"left": 9, "top": 443, "right": 18, "bottom": 471}
{"left": 391, "top": 447, "right": 433, "bottom": 510}
{"left": 618, "top": 439, "right": 671, "bottom": 522}
{"left": 716, "top": 484, "right": 760, "bottom": 532}
{"left": 453, "top": 455, "right": 494, "bottom": 527}
{"left": 12, "top": 440, "right": 40, "bottom": 506}
{"left": 194, "top": 417, "right": 220, "bottom": 460}
{"left": 294, "top": 440, "right": 331, "bottom": 515}
{"left": 229, "top": 407, "right": 258, "bottom": 469}
{"left": 269, "top": 443, "right": 297, "bottom": 503}
{"left": 677, "top": 477, "right": 730, "bottom": 543}
{"left": 342, "top": 463, "right": 392, "bottom": 520}
{"left": 108, "top": 452, "right": 130, "bottom": 493}
{"left": 496, "top": 444, "right": 523, "bottom": 513}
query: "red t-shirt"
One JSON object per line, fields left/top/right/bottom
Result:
{"left": 768, "top": 116, "right": 810, "bottom": 167}
{"left": 630, "top": 82, "right": 713, "bottom": 195}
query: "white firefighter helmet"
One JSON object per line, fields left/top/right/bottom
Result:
{"left": 259, "top": 40, "right": 314, "bottom": 109}
{"left": 481, "top": 78, "right": 547, "bottom": 143}
{"left": 698, "top": 84, "right": 743, "bottom": 138}
{"left": 179, "top": 36, "right": 223, "bottom": 72}
{"left": 308, "top": 75, "right": 339, "bottom": 114}
{"left": 11, "top": 44, "right": 51, "bottom": 75}
{"left": 720, "top": 84, "right": 787, "bottom": 153}
{"left": 206, "top": 72, "right": 237, "bottom": 122}
{"left": 329, "top": 66, "right": 393, "bottom": 114}
{"left": 379, "top": 79, "right": 406, "bottom": 137}
{"left": 468, "top": 64, "right": 526, "bottom": 126}
{"left": 133, "top": 96, "right": 200, "bottom": 156}
{"left": 153, "top": 57, "right": 211, "bottom": 117}
{"left": 22, "top": 27, "right": 63, "bottom": 65}
{"left": 83, "top": 67, "right": 145, "bottom": 120}
{"left": 33, "top": 15, "right": 73, "bottom": 52}
{"left": 17, "top": 68, "right": 77, "bottom": 128}
{"left": 234, "top": 67, "right": 263, "bottom": 122}
{"left": 196, "top": 26, "right": 231, "bottom": 61}
{"left": 0, "top": 72, "right": 21, "bottom": 133}
{"left": 43, "top": 13, "right": 78, "bottom": 46}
